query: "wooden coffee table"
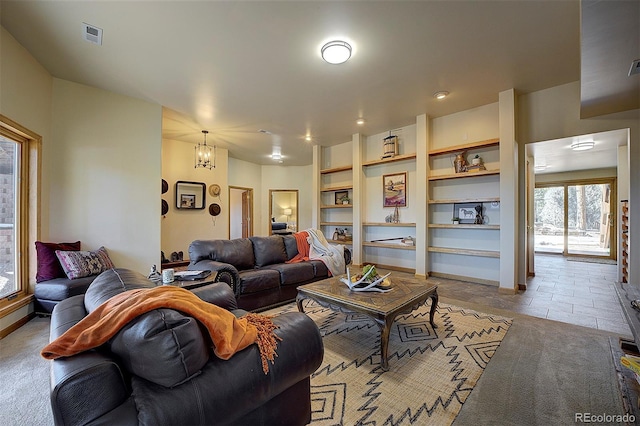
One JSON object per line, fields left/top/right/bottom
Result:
{"left": 296, "top": 275, "right": 438, "bottom": 371}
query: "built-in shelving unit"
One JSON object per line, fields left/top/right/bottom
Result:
{"left": 320, "top": 184, "right": 353, "bottom": 193}
{"left": 427, "top": 246, "right": 500, "bottom": 258}
{"left": 363, "top": 222, "right": 416, "bottom": 227}
{"left": 427, "top": 136, "right": 501, "bottom": 285}
{"left": 362, "top": 153, "right": 417, "bottom": 168}
{"left": 320, "top": 204, "right": 352, "bottom": 209}
{"left": 363, "top": 242, "right": 416, "bottom": 250}
{"left": 320, "top": 165, "right": 352, "bottom": 175}
{"left": 622, "top": 200, "right": 629, "bottom": 283}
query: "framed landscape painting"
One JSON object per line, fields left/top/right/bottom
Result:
{"left": 383, "top": 172, "right": 407, "bottom": 207}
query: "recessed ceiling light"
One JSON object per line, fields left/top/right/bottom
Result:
{"left": 305, "top": 135, "right": 312, "bottom": 141}
{"left": 356, "top": 118, "right": 366, "bottom": 125}
{"left": 321, "top": 40, "right": 352, "bottom": 64}
{"left": 271, "top": 153, "right": 282, "bottom": 160}
{"left": 570, "top": 141, "right": 595, "bottom": 151}
{"left": 433, "top": 91, "right": 449, "bottom": 100}
{"left": 534, "top": 165, "right": 548, "bottom": 171}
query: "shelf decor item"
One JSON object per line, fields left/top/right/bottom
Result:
{"left": 453, "top": 152, "right": 467, "bottom": 173}
{"left": 452, "top": 217, "right": 460, "bottom": 225}
{"left": 453, "top": 202, "right": 480, "bottom": 224}
{"left": 383, "top": 172, "right": 407, "bottom": 207}
{"left": 335, "top": 191, "right": 350, "bottom": 205}
{"left": 382, "top": 133, "right": 398, "bottom": 159}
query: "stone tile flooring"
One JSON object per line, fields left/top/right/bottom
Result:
{"left": 423, "top": 253, "right": 632, "bottom": 337}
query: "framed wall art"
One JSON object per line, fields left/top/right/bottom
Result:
{"left": 383, "top": 172, "right": 407, "bottom": 207}
{"left": 454, "top": 202, "right": 482, "bottom": 224}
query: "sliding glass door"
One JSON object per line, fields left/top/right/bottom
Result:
{"left": 567, "top": 183, "right": 612, "bottom": 256}
{"left": 534, "top": 179, "right": 615, "bottom": 258}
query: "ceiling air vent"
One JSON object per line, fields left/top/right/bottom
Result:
{"left": 629, "top": 59, "right": 640, "bottom": 77}
{"left": 82, "top": 23, "right": 103, "bottom": 45}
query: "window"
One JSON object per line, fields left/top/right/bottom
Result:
{"left": 0, "top": 115, "right": 39, "bottom": 314}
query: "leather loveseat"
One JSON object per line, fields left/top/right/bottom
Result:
{"left": 47, "top": 268, "right": 324, "bottom": 426}
{"left": 189, "top": 235, "right": 351, "bottom": 311}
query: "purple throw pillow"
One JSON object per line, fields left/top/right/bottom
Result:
{"left": 35, "top": 241, "right": 81, "bottom": 282}
{"left": 56, "top": 246, "right": 115, "bottom": 280}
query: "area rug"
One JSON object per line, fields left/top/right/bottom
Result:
{"left": 266, "top": 300, "right": 512, "bottom": 425}
{"left": 567, "top": 256, "right": 616, "bottom": 265}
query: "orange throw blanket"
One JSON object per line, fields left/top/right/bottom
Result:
{"left": 286, "top": 230, "right": 310, "bottom": 263}
{"left": 41, "top": 286, "right": 281, "bottom": 374}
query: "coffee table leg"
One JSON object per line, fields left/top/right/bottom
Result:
{"left": 429, "top": 291, "right": 439, "bottom": 329}
{"left": 296, "top": 294, "right": 306, "bottom": 313}
{"left": 376, "top": 317, "right": 395, "bottom": 371}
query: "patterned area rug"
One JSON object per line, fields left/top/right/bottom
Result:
{"left": 267, "top": 300, "right": 512, "bottom": 425}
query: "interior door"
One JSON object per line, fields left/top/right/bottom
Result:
{"left": 241, "top": 191, "right": 250, "bottom": 238}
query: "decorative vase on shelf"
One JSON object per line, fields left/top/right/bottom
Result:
{"left": 471, "top": 154, "right": 482, "bottom": 166}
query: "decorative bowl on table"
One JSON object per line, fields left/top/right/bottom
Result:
{"left": 340, "top": 265, "right": 392, "bottom": 292}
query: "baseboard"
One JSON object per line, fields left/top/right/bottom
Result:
{"left": 428, "top": 271, "right": 499, "bottom": 287}
{"left": 0, "top": 312, "right": 35, "bottom": 339}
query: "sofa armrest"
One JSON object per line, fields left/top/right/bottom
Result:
{"left": 49, "top": 296, "right": 131, "bottom": 426}
{"left": 189, "top": 260, "right": 241, "bottom": 297}
{"left": 129, "top": 311, "right": 324, "bottom": 425}
{"left": 189, "top": 282, "right": 238, "bottom": 310}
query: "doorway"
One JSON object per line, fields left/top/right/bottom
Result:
{"left": 534, "top": 178, "right": 616, "bottom": 259}
{"left": 229, "top": 186, "right": 253, "bottom": 239}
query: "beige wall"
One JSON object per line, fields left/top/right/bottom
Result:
{"left": 161, "top": 138, "right": 229, "bottom": 257}
{"left": 260, "top": 165, "right": 313, "bottom": 236}
{"left": 518, "top": 81, "right": 640, "bottom": 284}
{"left": 51, "top": 78, "right": 162, "bottom": 273}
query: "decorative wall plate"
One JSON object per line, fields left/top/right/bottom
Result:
{"left": 209, "top": 184, "right": 221, "bottom": 197}
{"left": 162, "top": 179, "right": 169, "bottom": 194}
{"left": 209, "top": 203, "right": 221, "bottom": 216}
{"left": 161, "top": 199, "right": 169, "bottom": 215}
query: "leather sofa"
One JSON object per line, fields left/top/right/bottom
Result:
{"left": 189, "top": 235, "right": 351, "bottom": 311}
{"left": 47, "top": 268, "right": 324, "bottom": 426}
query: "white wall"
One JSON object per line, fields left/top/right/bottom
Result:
{"left": 228, "top": 157, "right": 262, "bottom": 237}
{"left": 161, "top": 138, "right": 229, "bottom": 257}
{"left": 518, "top": 81, "right": 640, "bottom": 284}
{"left": 0, "top": 26, "right": 53, "bottom": 330}
{"left": 51, "top": 78, "right": 162, "bottom": 274}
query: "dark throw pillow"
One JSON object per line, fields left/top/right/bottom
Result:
{"left": 35, "top": 241, "right": 81, "bottom": 282}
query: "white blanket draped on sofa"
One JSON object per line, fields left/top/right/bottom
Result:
{"left": 306, "top": 228, "right": 345, "bottom": 277}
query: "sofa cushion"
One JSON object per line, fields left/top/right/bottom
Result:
{"left": 34, "top": 275, "right": 96, "bottom": 302}
{"left": 263, "top": 262, "right": 315, "bottom": 286}
{"left": 237, "top": 269, "right": 281, "bottom": 294}
{"left": 190, "top": 239, "right": 255, "bottom": 271}
{"left": 35, "top": 241, "right": 81, "bottom": 282}
{"left": 282, "top": 235, "right": 299, "bottom": 261}
{"left": 56, "top": 246, "right": 115, "bottom": 280}
{"left": 250, "top": 236, "right": 287, "bottom": 267}
{"left": 309, "top": 260, "right": 329, "bottom": 278}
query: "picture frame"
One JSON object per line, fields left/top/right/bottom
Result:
{"left": 335, "top": 191, "right": 349, "bottom": 205}
{"left": 383, "top": 172, "right": 407, "bottom": 207}
{"left": 181, "top": 194, "right": 196, "bottom": 209}
{"left": 454, "top": 202, "right": 481, "bottom": 224}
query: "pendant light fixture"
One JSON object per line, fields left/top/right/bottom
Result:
{"left": 195, "top": 130, "right": 216, "bottom": 169}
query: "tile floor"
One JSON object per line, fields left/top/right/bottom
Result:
{"left": 430, "top": 253, "right": 633, "bottom": 337}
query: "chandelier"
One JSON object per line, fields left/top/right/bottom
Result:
{"left": 195, "top": 130, "right": 215, "bottom": 169}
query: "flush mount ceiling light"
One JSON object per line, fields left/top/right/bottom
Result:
{"left": 195, "top": 130, "right": 216, "bottom": 169}
{"left": 433, "top": 91, "right": 449, "bottom": 100}
{"left": 271, "top": 152, "right": 282, "bottom": 161}
{"left": 321, "top": 40, "right": 352, "bottom": 64}
{"left": 570, "top": 140, "right": 595, "bottom": 151}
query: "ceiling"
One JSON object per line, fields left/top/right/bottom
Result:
{"left": 1, "top": 1, "right": 637, "bottom": 170}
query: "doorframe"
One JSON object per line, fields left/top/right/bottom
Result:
{"left": 534, "top": 177, "right": 617, "bottom": 260}
{"left": 228, "top": 186, "right": 253, "bottom": 239}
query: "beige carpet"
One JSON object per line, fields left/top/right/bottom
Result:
{"left": 266, "top": 300, "right": 512, "bottom": 425}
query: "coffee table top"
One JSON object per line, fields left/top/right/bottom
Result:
{"left": 297, "top": 274, "right": 437, "bottom": 316}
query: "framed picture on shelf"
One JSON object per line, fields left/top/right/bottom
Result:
{"left": 335, "top": 191, "right": 349, "bottom": 205}
{"left": 454, "top": 203, "right": 480, "bottom": 224}
{"left": 383, "top": 172, "right": 407, "bottom": 207}
{"left": 181, "top": 194, "right": 196, "bottom": 209}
